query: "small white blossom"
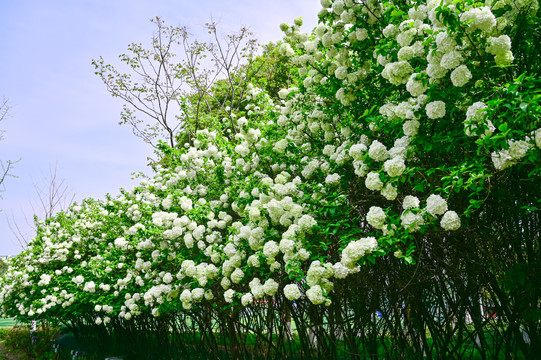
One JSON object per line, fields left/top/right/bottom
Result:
{"left": 440, "top": 210, "right": 461, "bottom": 231}
{"left": 367, "top": 206, "right": 386, "bottom": 229}
{"left": 306, "top": 285, "right": 326, "bottom": 305}
{"left": 403, "top": 195, "right": 420, "bottom": 210}
{"left": 284, "top": 284, "right": 302, "bottom": 300}
{"left": 401, "top": 211, "right": 424, "bottom": 232}
{"left": 383, "top": 157, "right": 406, "bottom": 177}
{"left": 325, "top": 173, "right": 341, "bottom": 185}
{"left": 426, "top": 194, "right": 448, "bottom": 216}
{"left": 450, "top": 65, "right": 472, "bottom": 87}
{"left": 241, "top": 293, "right": 254, "bottom": 307}
{"left": 368, "top": 140, "right": 390, "bottom": 162}
{"left": 365, "top": 172, "right": 384, "bottom": 191}
{"left": 426, "top": 101, "right": 446, "bottom": 119}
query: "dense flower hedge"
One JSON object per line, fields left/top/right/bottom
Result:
{"left": 1, "top": 0, "right": 540, "bottom": 358}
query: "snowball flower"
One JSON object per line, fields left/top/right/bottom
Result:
{"left": 492, "top": 150, "right": 514, "bottom": 170}
{"left": 284, "top": 284, "right": 302, "bottom": 300}
{"left": 494, "top": 51, "right": 514, "bottom": 66}
{"left": 341, "top": 237, "right": 378, "bottom": 268}
{"left": 298, "top": 214, "right": 317, "bottom": 231}
{"left": 241, "top": 293, "right": 254, "bottom": 307}
{"left": 192, "top": 288, "right": 204, "bottom": 301}
{"left": 535, "top": 128, "right": 541, "bottom": 148}
{"left": 465, "top": 102, "right": 488, "bottom": 123}
{"left": 398, "top": 47, "right": 414, "bottom": 61}
{"left": 365, "top": 172, "right": 384, "bottom": 191}
{"left": 381, "top": 61, "right": 414, "bottom": 86}
{"left": 263, "top": 279, "right": 279, "bottom": 296}
{"left": 279, "top": 43, "right": 295, "bottom": 57}
{"left": 436, "top": 31, "right": 457, "bottom": 52}
{"left": 353, "top": 161, "right": 369, "bottom": 177}
{"left": 406, "top": 73, "right": 427, "bottom": 97}
{"left": 400, "top": 211, "right": 424, "bottom": 232}
{"left": 367, "top": 206, "right": 386, "bottom": 229}
{"left": 508, "top": 139, "right": 533, "bottom": 160}
{"left": 230, "top": 268, "right": 245, "bottom": 284}
{"left": 381, "top": 183, "right": 398, "bottom": 201}
{"left": 83, "top": 281, "right": 96, "bottom": 293}
{"left": 425, "top": 101, "right": 446, "bottom": 119}
{"left": 325, "top": 173, "right": 341, "bottom": 185}
{"left": 306, "top": 285, "right": 326, "bottom": 305}
{"left": 332, "top": 262, "right": 350, "bottom": 279}
{"left": 38, "top": 274, "right": 51, "bottom": 286}
{"left": 396, "top": 28, "right": 416, "bottom": 47}
{"left": 224, "top": 289, "right": 235, "bottom": 303}
{"left": 235, "top": 144, "right": 250, "bottom": 157}
{"left": 427, "top": 63, "right": 448, "bottom": 80}
{"left": 426, "top": 194, "right": 448, "bottom": 216}
{"left": 280, "top": 239, "right": 295, "bottom": 255}
{"left": 383, "top": 157, "right": 406, "bottom": 177}
{"left": 486, "top": 35, "right": 511, "bottom": 56}
{"left": 162, "top": 273, "right": 173, "bottom": 284}
{"left": 403, "top": 120, "right": 420, "bottom": 137}
{"left": 450, "top": 65, "right": 472, "bottom": 87}
{"left": 114, "top": 237, "right": 129, "bottom": 249}
{"left": 459, "top": 7, "right": 496, "bottom": 33}
{"left": 402, "top": 195, "right": 420, "bottom": 210}
{"left": 278, "top": 88, "right": 290, "bottom": 99}
{"left": 383, "top": 24, "right": 398, "bottom": 38}
{"left": 273, "top": 139, "right": 288, "bottom": 153}
{"left": 263, "top": 241, "right": 280, "bottom": 259}
{"left": 180, "top": 289, "right": 192, "bottom": 303}
{"left": 368, "top": 140, "right": 390, "bottom": 162}
{"left": 349, "top": 143, "right": 367, "bottom": 160}
{"left": 440, "top": 211, "right": 461, "bottom": 231}
{"left": 334, "top": 66, "right": 348, "bottom": 80}
{"left": 440, "top": 50, "right": 463, "bottom": 70}
{"left": 464, "top": 102, "right": 491, "bottom": 137}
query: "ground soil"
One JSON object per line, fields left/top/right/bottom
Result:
{"left": 0, "top": 341, "right": 22, "bottom": 360}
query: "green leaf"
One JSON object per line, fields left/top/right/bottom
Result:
{"left": 413, "top": 183, "right": 424, "bottom": 192}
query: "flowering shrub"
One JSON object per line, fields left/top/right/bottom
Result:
{"left": 1, "top": 0, "right": 540, "bottom": 358}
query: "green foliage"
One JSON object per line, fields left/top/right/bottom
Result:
{"left": 2, "top": 0, "right": 541, "bottom": 359}
{"left": 0, "top": 325, "right": 59, "bottom": 360}
{"left": 0, "top": 259, "right": 8, "bottom": 277}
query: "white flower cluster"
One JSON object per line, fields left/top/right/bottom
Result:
{"left": 341, "top": 237, "right": 378, "bottom": 268}
{"left": 1, "top": 0, "right": 534, "bottom": 325}
{"left": 492, "top": 139, "right": 534, "bottom": 170}
{"left": 367, "top": 206, "right": 386, "bottom": 229}
{"left": 425, "top": 101, "right": 446, "bottom": 119}
{"left": 464, "top": 102, "right": 493, "bottom": 137}
{"left": 486, "top": 35, "right": 513, "bottom": 66}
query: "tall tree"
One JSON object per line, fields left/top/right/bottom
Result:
{"left": 93, "top": 17, "right": 265, "bottom": 150}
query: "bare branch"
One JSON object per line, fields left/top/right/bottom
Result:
{"left": 0, "top": 98, "right": 19, "bottom": 199}
{"left": 93, "top": 17, "right": 261, "bottom": 150}
{"left": 8, "top": 163, "right": 75, "bottom": 247}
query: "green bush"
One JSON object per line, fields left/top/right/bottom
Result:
{"left": 0, "top": 325, "right": 59, "bottom": 360}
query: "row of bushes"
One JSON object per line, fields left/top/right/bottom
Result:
{"left": 1, "top": 0, "right": 540, "bottom": 358}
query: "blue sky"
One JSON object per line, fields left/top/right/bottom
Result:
{"left": 0, "top": 0, "right": 321, "bottom": 256}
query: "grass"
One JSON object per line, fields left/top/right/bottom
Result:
{"left": 0, "top": 319, "right": 17, "bottom": 329}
